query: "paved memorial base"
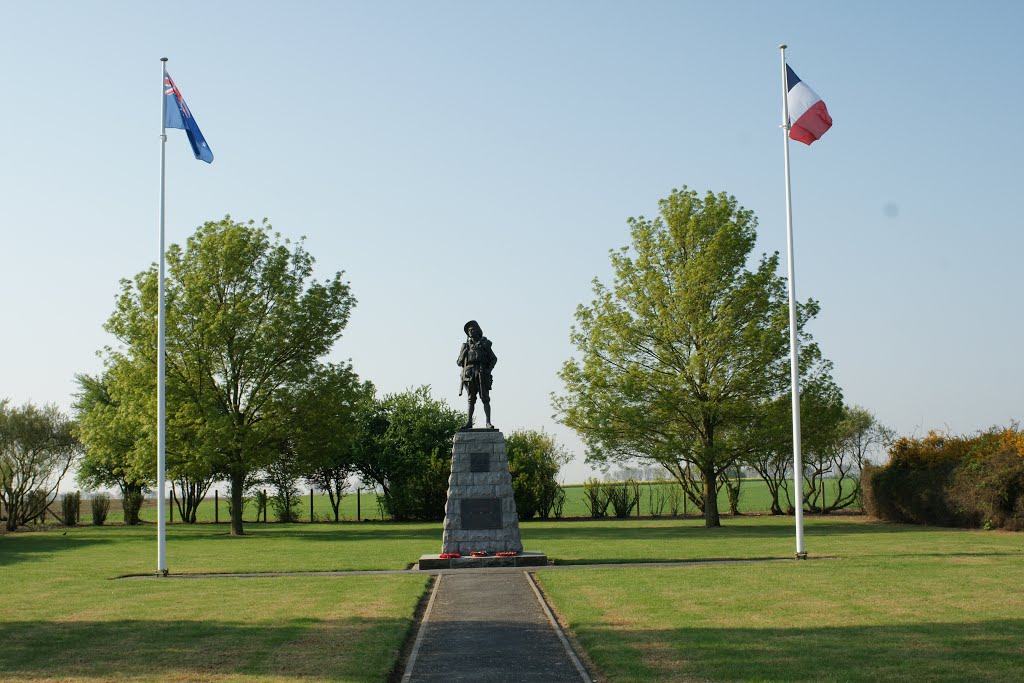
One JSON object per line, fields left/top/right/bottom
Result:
{"left": 441, "top": 429, "right": 525, "bottom": 555}
{"left": 417, "top": 551, "right": 548, "bottom": 570}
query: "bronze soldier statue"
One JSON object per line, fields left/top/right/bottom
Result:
{"left": 458, "top": 320, "right": 497, "bottom": 430}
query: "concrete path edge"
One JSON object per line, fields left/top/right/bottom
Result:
{"left": 525, "top": 571, "right": 592, "bottom": 683}
{"left": 400, "top": 574, "right": 442, "bottom": 683}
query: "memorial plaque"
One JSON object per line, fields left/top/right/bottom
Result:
{"left": 461, "top": 498, "right": 502, "bottom": 529}
{"left": 441, "top": 430, "right": 525, "bottom": 555}
{"left": 470, "top": 452, "right": 490, "bottom": 472}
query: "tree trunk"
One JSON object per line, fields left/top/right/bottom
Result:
{"left": 230, "top": 471, "right": 245, "bottom": 536}
{"left": 330, "top": 488, "right": 340, "bottom": 522}
{"left": 702, "top": 463, "right": 721, "bottom": 527}
{"left": 5, "top": 501, "right": 18, "bottom": 532}
{"left": 766, "top": 479, "right": 783, "bottom": 515}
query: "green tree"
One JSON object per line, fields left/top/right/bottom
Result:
{"left": 795, "top": 372, "right": 846, "bottom": 513}
{"left": 505, "top": 430, "right": 571, "bottom": 519}
{"left": 745, "top": 356, "right": 844, "bottom": 515}
{"left": 356, "top": 386, "right": 464, "bottom": 521}
{"left": 287, "top": 362, "right": 375, "bottom": 522}
{"left": 103, "top": 217, "right": 355, "bottom": 535}
{"left": 833, "top": 405, "right": 894, "bottom": 512}
{"left": 554, "top": 187, "right": 820, "bottom": 527}
{"left": 75, "top": 359, "right": 218, "bottom": 524}
{"left": 839, "top": 406, "right": 895, "bottom": 478}
{"left": 74, "top": 369, "right": 150, "bottom": 504}
{"left": 73, "top": 365, "right": 154, "bottom": 524}
{"left": 0, "top": 401, "right": 80, "bottom": 531}
{"left": 265, "top": 439, "right": 303, "bottom": 522}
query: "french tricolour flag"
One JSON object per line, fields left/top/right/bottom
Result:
{"left": 786, "top": 65, "right": 832, "bottom": 145}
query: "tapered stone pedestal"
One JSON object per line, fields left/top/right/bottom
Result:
{"left": 440, "top": 429, "right": 524, "bottom": 555}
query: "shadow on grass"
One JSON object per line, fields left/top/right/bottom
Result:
{"left": 0, "top": 617, "right": 410, "bottom": 681}
{"left": 572, "top": 619, "right": 1024, "bottom": 682}
{"left": 523, "top": 520, "right": 931, "bottom": 543}
{"left": 0, "top": 534, "right": 114, "bottom": 568}
{"left": 550, "top": 556, "right": 790, "bottom": 566}
{"left": 192, "top": 525, "right": 440, "bottom": 542}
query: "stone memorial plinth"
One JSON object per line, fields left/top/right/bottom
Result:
{"left": 440, "top": 429, "right": 524, "bottom": 555}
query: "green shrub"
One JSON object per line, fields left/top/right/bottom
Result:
{"left": 648, "top": 482, "right": 668, "bottom": 517}
{"left": 122, "top": 491, "right": 143, "bottom": 525}
{"left": 864, "top": 427, "right": 1024, "bottom": 530}
{"left": 606, "top": 479, "right": 640, "bottom": 518}
{"left": 271, "top": 486, "right": 299, "bottom": 523}
{"left": 949, "top": 429, "right": 1024, "bottom": 530}
{"left": 359, "top": 387, "right": 463, "bottom": 522}
{"left": 506, "top": 430, "right": 570, "bottom": 520}
{"left": 583, "top": 478, "right": 610, "bottom": 518}
{"left": 90, "top": 494, "right": 110, "bottom": 525}
{"left": 862, "top": 432, "right": 967, "bottom": 526}
{"left": 378, "top": 451, "right": 450, "bottom": 522}
{"left": 265, "top": 444, "right": 302, "bottom": 523}
{"left": 551, "top": 486, "right": 566, "bottom": 518}
{"left": 667, "top": 483, "right": 683, "bottom": 516}
{"left": 61, "top": 491, "right": 81, "bottom": 526}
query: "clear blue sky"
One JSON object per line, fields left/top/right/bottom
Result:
{"left": 2, "top": 1, "right": 1021, "bottom": 484}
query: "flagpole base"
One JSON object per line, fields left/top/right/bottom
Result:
{"left": 155, "top": 569, "right": 169, "bottom": 577}
{"left": 795, "top": 551, "right": 809, "bottom": 560}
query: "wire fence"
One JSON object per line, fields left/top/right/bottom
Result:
{"left": 31, "top": 478, "right": 858, "bottom": 526}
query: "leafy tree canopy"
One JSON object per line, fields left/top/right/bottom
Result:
{"left": 357, "top": 386, "right": 464, "bottom": 521}
{"left": 554, "top": 187, "right": 822, "bottom": 527}
{"left": 506, "top": 429, "right": 571, "bottom": 520}
{"left": 0, "top": 400, "right": 80, "bottom": 531}
{"left": 282, "top": 361, "right": 376, "bottom": 521}
{"left": 102, "top": 216, "right": 355, "bottom": 534}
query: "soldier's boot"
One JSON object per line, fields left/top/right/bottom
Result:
{"left": 462, "top": 397, "right": 475, "bottom": 430}
{"left": 483, "top": 401, "right": 493, "bottom": 429}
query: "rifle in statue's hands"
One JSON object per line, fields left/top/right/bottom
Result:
{"left": 458, "top": 338, "right": 468, "bottom": 396}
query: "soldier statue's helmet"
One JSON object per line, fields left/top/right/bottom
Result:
{"left": 464, "top": 320, "right": 482, "bottom": 336}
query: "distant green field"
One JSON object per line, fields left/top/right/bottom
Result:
{"left": 113, "top": 477, "right": 847, "bottom": 524}
{"left": 558, "top": 478, "right": 847, "bottom": 518}
{"left": 134, "top": 486, "right": 385, "bottom": 524}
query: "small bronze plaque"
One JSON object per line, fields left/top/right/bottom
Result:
{"left": 461, "top": 498, "right": 502, "bottom": 529}
{"left": 470, "top": 452, "right": 490, "bottom": 472}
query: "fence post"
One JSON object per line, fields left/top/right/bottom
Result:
{"left": 357, "top": 487, "right": 361, "bottom": 521}
{"left": 215, "top": 490, "right": 219, "bottom": 524}
{"left": 310, "top": 489, "right": 314, "bottom": 522}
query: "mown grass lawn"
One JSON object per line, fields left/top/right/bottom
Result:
{"left": 4, "top": 516, "right": 1023, "bottom": 681}
{"left": 0, "top": 523, "right": 432, "bottom": 682}
{"left": 535, "top": 516, "right": 1024, "bottom": 682}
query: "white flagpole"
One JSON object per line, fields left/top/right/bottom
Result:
{"left": 779, "top": 44, "right": 807, "bottom": 559}
{"left": 157, "top": 57, "right": 169, "bottom": 576}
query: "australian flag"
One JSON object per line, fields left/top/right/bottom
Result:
{"left": 164, "top": 71, "right": 213, "bottom": 163}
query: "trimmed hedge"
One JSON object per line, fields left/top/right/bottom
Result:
{"left": 863, "top": 426, "right": 1024, "bottom": 530}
